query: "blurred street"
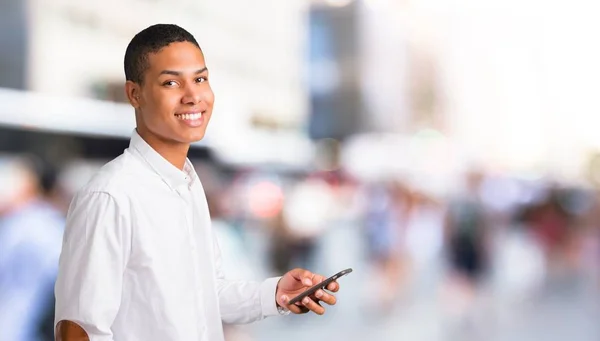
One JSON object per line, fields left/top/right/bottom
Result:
{"left": 218, "top": 221, "right": 600, "bottom": 341}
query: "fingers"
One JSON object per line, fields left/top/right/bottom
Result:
{"left": 301, "top": 296, "right": 325, "bottom": 315}
{"left": 289, "top": 268, "right": 315, "bottom": 286}
{"left": 277, "top": 294, "right": 289, "bottom": 308}
{"left": 287, "top": 269, "right": 342, "bottom": 292}
{"left": 280, "top": 294, "right": 329, "bottom": 315}
{"left": 289, "top": 302, "right": 310, "bottom": 314}
{"left": 326, "top": 280, "right": 339, "bottom": 292}
{"left": 279, "top": 295, "right": 309, "bottom": 314}
{"left": 314, "top": 289, "right": 337, "bottom": 306}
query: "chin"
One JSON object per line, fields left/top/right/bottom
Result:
{"left": 181, "top": 130, "right": 206, "bottom": 143}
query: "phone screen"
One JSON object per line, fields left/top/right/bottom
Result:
{"left": 288, "top": 268, "right": 352, "bottom": 305}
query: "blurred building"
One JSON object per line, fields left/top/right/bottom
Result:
{"left": 358, "top": 0, "right": 412, "bottom": 133}
{"left": 307, "top": 0, "right": 413, "bottom": 140}
{"left": 0, "top": 0, "right": 28, "bottom": 90}
{"left": 307, "top": 1, "right": 362, "bottom": 140}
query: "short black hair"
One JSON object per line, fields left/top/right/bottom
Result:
{"left": 124, "top": 24, "right": 201, "bottom": 84}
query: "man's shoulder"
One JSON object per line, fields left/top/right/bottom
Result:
{"left": 77, "top": 150, "right": 147, "bottom": 197}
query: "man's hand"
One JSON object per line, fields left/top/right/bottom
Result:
{"left": 275, "top": 268, "right": 340, "bottom": 315}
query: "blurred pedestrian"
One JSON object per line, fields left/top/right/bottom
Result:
{"left": 0, "top": 156, "right": 64, "bottom": 341}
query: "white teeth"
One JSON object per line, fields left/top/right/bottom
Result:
{"left": 177, "top": 113, "right": 203, "bottom": 120}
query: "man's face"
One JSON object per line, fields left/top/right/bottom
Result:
{"left": 130, "top": 41, "right": 214, "bottom": 145}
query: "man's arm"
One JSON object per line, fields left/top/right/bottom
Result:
{"left": 54, "top": 191, "right": 131, "bottom": 340}
{"left": 212, "top": 234, "right": 282, "bottom": 324}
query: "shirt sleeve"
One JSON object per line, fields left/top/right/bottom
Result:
{"left": 212, "top": 233, "right": 282, "bottom": 324}
{"left": 54, "top": 191, "right": 131, "bottom": 340}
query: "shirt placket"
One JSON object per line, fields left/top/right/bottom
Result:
{"left": 177, "top": 185, "right": 206, "bottom": 339}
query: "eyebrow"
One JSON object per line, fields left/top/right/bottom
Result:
{"left": 159, "top": 67, "right": 208, "bottom": 76}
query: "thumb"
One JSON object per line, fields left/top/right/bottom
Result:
{"left": 288, "top": 268, "right": 314, "bottom": 286}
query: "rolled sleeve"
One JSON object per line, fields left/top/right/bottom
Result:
{"left": 260, "top": 276, "right": 285, "bottom": 317}
{"left": 54, "top": 191, "right": 131, "bottom": 340}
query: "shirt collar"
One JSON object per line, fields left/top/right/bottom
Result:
{"left": 129, "top": 129, "right": 196, "bottom": 190}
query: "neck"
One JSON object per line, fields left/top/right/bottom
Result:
{"left": 136, "top": 128, "right": 190, "bottom": 170}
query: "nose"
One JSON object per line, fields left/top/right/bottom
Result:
{"left": 181, "top": 84, "right": 202, "bottom": 105}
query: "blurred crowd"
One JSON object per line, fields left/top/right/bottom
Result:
{"left": 1, "top": 150, "right": 599, "bottom": 341}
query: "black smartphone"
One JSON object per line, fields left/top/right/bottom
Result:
{"left": 288, "top": 268, "right": 352, "bottom": 305}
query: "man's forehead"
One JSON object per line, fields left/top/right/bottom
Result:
{"left": 146, "top": 47, "right": 205, "bottom": 71}
{"left": 158, "top": 67, "right": 208, "bottom": 77}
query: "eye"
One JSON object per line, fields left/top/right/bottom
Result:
{"left": 163, "top": 80, "right": 177, "bottom": 87}
{"left": 196, "top": 77, "right": 208, "bottom": 83}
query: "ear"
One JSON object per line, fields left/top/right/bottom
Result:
{"left": 125, "top": 80, "right": 142, "bottom": 108}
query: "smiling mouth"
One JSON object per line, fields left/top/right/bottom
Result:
{"left": 175, "top": 112, "right": 203, "bottom": 121}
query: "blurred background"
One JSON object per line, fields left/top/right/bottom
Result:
{"left": 1, "top": 0, "right": 600, "bottom": 340}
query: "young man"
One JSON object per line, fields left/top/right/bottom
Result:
{"left": 54, "top": 24, "right": 340, "bottom": 341}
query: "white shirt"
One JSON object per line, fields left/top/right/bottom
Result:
{"left": 55, "top": 130, "right": 282, "bottom": 341}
